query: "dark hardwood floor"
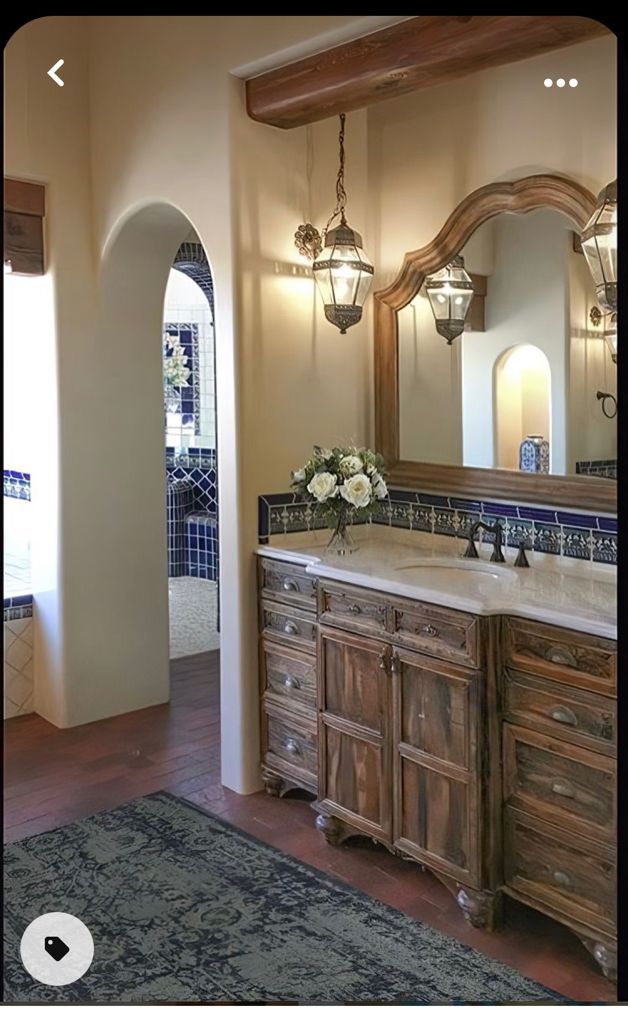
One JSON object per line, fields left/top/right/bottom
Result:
{"left": 4, "top": 651, "right": 615, "bottom": 1003}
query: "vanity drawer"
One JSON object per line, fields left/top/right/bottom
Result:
{"left": 391, "top": 598, "right": 479, "bottom": 668}
{"left": 260, "top": 599, "right": 317, "bottom": 653}
{"left": 319, "top": 582, "right": 390, "bottom": 637}
{"left": 504, "top": 807, "right": 615, "bottom": 934}
{"left": 503, "top": 670, "right": 616, "bottom": 755}
{"left": 503, "top": 618, "right": 616, "bottom": 697}
{"left": 503, "top": 724, "right": 615, "bottom": 841}
{"left": 260, "top": 639, "right": 317, "bottom": 711}
{"left": 263, "top": 700, "right": 318, "bottom": 786}
{"left": 259, "top": 557, "right": 317, "bottom": 610}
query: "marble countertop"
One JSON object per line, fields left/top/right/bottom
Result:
{"left": 256, "top": 525, "right": 616, "bottom": 640}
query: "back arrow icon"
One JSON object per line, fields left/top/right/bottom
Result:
{"left": 47, "top": 60, "right": 64, "bottom": 87}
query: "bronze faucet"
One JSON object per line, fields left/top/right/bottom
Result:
{"left": 464, "top": 520, "right": 505, "bottom": 563}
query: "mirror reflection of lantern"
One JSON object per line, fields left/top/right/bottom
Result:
{"left": 425, "top": 256, "right": 474, "bottom": 343}
{"left": 581, "top": 179, "right": 617, "bottom": 314}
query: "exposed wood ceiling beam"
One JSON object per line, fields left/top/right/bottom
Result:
{"left": 246, "top": 15, "right": 611, "bottom": 129}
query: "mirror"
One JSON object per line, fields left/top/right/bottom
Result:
{"left": 398, "top": 208, "right": 616, "bottom": 478}
{"left": 374, "top": 175, "right": 617, "bottom": 510}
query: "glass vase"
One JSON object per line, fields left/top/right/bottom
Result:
{"left": 327, "top": 516, "right": 357, "bottom": 556}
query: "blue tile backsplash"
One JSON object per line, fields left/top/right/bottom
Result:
{"left": 166, "top": 447, "right": 218, "bottom": 580}
{"left": 4, "top": 470, "right": 31, "bottom": 501}
{"left": 4, "top": 595, "right": 33, "bottom": 622}
{"left": 258, "top": 487, "right": 617, "bottom": 565}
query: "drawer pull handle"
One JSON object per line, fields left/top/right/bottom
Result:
{"left": 545, "top": 645, "right": 578, "bottom": 668}
{"left": 551, "top": 779, "right": 576, "bottom": 799}
{"left": 283, "top": 675, "right": 300, "bottom": 690}
{"left": 548, "top": 705, "right": 578, "bottom": 727}
{"left": 421, "top": 624, "right": 440, "bottom": 638}
{"left": 348, "top": 603, "right": 362, "bottom": 615}
{"left": 283, "top": 620, "right": 300, "bottom": 636}
{"left": 552, "top": 869, "right": 573, "bottom": 888}
{"left": 282, "top": 578, "right": 299, "bottom": 592}
{"left": 284, "top": 738, "right": 301, "bottom": 756}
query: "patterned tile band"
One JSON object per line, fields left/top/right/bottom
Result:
{"left": 4, "top": 595, "right": 34, "bottom": 622}
{"left": 258, "top": 487, "right": 617, "bottom": 565}
{"left": 3, "top": 470, "right": 31, "bottom": 501}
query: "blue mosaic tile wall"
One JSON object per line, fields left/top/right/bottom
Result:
{"left": 166, "top": 448, "right": 219, "bottom": 581}
{"left": 4, "top": 470, "right": 31, "bottom": 501}
{"left": 187, "top": 514, "right": 219, "bottom": 580}
{"left": 258, "top": 487, "right": 617, "bottom": 565}
{"left": 167, "top": 479, "right": 196, "bottom": 577}
{"left": 4, "top": 595, "right": 33, "bottom": 622}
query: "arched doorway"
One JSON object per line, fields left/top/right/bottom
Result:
{"left": 164, "top": 244, "right": 220, "bottom": 657}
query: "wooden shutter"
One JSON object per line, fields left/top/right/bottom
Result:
{"left": 4, "top": 178, "right": 46, "bottom": 275}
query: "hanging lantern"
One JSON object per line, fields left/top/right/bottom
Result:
{"left": 603, "top": 313, "right": 617, "bottom": 363}
{"left": 309, "top": 113, "right": 374, "bottom": 334}
{"left": 312, "top": 221, "right": 374, "bottom": 334}
{"left": 425, "top": 255, "right": 474, "bottom": 344}
{"left": 581, "top": 179, "right": 617, "bottom": 313}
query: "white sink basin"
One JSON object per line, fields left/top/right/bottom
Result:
{"left": 393, "top": 559, "right": 516, "bottom": 582}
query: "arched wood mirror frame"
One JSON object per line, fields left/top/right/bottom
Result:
{"left": 374, "top": 174, "right": 616, "bottom": 512}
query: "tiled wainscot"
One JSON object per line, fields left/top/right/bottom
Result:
{"left": 4, "top": 597, "right": 34, "bottom": 718}
{"left": 166, "top": 447, "right": 219, "bottom": 580}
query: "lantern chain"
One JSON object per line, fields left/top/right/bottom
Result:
{"left": 323, "top": 113, "right": 347, "bottom": 236}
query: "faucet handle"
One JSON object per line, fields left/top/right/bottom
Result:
{"left": 463, "top": 536, "right": 479, "bottom": 559}
{"left": 514, "top": 541, "right": 530, "bottom": 568}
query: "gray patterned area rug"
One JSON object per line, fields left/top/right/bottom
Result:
{"left": 4, "top": 792, "right": 565, "bottom": 1004}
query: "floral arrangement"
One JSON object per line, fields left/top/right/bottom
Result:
{"left": 291, "top": 445, "right": 389, "bottom": 553}
{"left": 163, "top": 333, "right": 191, "bottom": 390}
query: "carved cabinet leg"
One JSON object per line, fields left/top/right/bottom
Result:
{"left": 576, "top": 934, "right": 617, "bottom": 983}
{"left": 261, "top": 766, "right": 313, "bottom": 799}
{"left": 455, "top": 886, "right": 502, "bottom": 931}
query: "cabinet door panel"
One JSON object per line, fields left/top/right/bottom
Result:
{"left": 318, "top": 627, "right": 391, "bottom": 841}
{"left": 322, "top": 631, "right": 387, "bottom": 731}
{"left": 393, "top": 649, "right": 480, "bottom": 885}
{"left": 399, "top": 656, "right": 471, "bottom": 769}
{"left": 323, "top": 728, "right": 384, "bottom": 828}
{"left": 399, "top": 759, "right": 470, "bottom": 871}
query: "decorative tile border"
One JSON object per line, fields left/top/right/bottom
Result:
{"left": 164, "top": 322, "right": 201, "bottom": 436}
{"left": 576, "top": 459, "right": 617, "bottom": 480}
{"left": 258, "top": 487, "right": 617, "bottom": 565}
{"left": 167, "top": 447, "right": 217, "bottom": 517}
{"left": 3, "top": 470, "right": 31, "bottom": 501}
{"left": 4, "top": 595, "right": 34, "bottom": 622}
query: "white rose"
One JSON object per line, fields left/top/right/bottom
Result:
{"left": 339, "top": 455, "right": 363, "bottom": 477}
{"left": 291, "top": 467, "right": 306, "bottom": 483}
{"left": 307, "top": 472, "right": 338, "bottom": 502}
{"left": 370, "top": 471, "right": 388, "bottom": 499}
{"left": 340, "top": 473, "right": 372, "bottom": 508}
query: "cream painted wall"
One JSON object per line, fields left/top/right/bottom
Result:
{"left": 5, "top": 16, "right": 372, "bottom": 795}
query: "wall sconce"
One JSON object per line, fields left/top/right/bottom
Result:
{"left": 581, "top": 179, "right": 617, "bottom": 313}
{"left": 294, "top": 114, "right": 374, "bottom": 334}
{"left": 424, "top": 256, "right": 474, "bottom": 343}
{"left": 589, "top": 305, "right": 602, "bottom": 327}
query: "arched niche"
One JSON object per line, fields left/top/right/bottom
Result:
{"left": 494, "top": 344, "right": 551, "bottom": 471}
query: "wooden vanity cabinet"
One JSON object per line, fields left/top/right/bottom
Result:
{"left": 258, "top": 558, "right": 319, "bottom": 798}
{"left": 501, "top": 616, "right": 617, "bottom": 981}
{"left": 257, "top": 557, "right": 617, "bottom": 978}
